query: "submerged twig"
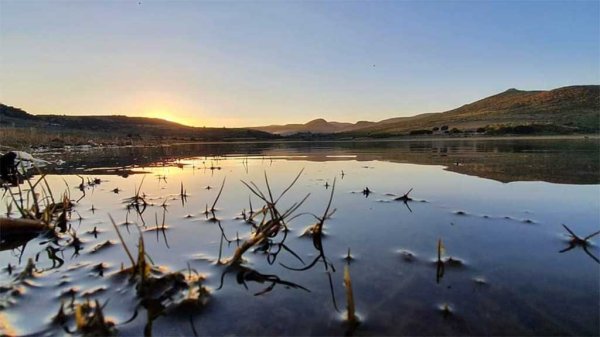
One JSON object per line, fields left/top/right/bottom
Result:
{"left": 344, "top": 262, "right": 358, "bottom": 326}
{"left": 282, "top": 178, "right": 337, "bottom": 272}
{"left": 210, "top": 178, "right": 226, "bottom": 213}
{"left": 436, "top": 238, "right": 445, "bottom": 284}
{"left": 109, "top": 214, "right": 135, "bottom": 268}
{"left": 217, "top": 264, "right": 309, "bottom": 296}
{"left": 394, "top": 188, "right": 413, "bottom": 202}
{"left": 560, "top": 224, "right": 600, "bottom": 264}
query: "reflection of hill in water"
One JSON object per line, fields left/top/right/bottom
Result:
{"left": 45, "top": 138, "right": 600, "bottom": 185}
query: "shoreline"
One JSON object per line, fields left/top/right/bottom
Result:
{"left": 169, "top": 133, "right": 600, "bottom": 146}
{"left": 1, "top": 133, "right": 598, "bottom": 153}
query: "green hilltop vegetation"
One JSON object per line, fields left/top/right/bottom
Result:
{"left": 0, "top": 105, "right": 279, "bottom": 149}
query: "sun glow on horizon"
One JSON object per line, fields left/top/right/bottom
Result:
{"left": 1, "top": 1, "right": 598, "bottom": 130}
{"left": 139, "top": 103, "right": 255, "bottom": 128}
{"left": 142, "top": 109, "right": 187, "bottom": 125}
{"left": 141, "top": 107, "right": 200, "bottom": 127}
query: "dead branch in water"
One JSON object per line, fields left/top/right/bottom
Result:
{"left": 0, "top": 217, "right": 48, "bottom": 234}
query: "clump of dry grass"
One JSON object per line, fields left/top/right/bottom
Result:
{"left": 1, "top": 170, "right": 75, "bottom": 241}
{"left": 74, "top": 299, "right": 116, "bottom": 336}
{"left": 124, "top": 176, "right": 149, "bottom": 215}
{"left": 51, "top": 298, "right": 117, "bottom": 337}
{"left": 108, "top": 214, "right": 210, "bottom": 319}
{"left": 226, "top": 170, "right": 308, "bottom": 266}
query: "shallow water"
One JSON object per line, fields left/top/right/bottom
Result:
{"left": 1, "top": 139, "right": 599, "bottom": 336}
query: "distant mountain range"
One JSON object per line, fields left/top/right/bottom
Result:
{"left": 1, "top": 85, "right": 598, "bottom": 148}
{"left": 252, "top": 85, "right": 600, "bottom": 136}
{"left": 253, "top": 118, "right": 376, "bottom": 136}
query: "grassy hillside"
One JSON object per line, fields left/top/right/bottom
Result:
{"left": 346, "top": 85, "right": 599, "bottom": 136}
{"left": 2, "top": 84, "right": 598, "bottom": 149}
{"left": 0, "top": 104, "right": 278, "bottom": 149}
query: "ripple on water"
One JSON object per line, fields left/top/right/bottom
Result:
{"left": 90, "top": 240, "right": 115, "bottom": 253}
{"left": 397, "top": 249, "right": 417, "bottom": 262}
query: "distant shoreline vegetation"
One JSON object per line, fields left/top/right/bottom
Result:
{"left": 0, "top": 126, "right": 281, "bottom": 151}
{"left": 280, "top": 127, "right": 598, "bottom": 142}
{"left": 0, "top": 125, "right": 597, "bottom": 152}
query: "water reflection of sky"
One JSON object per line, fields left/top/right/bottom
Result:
{"left": 1, "top": 142, "right": 599, "bottom": 336}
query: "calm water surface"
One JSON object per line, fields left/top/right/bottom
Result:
{"left": 1, "top": 139, "right": 599, "bottom": 336}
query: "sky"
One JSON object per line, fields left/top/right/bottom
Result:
{"left": 0, "top": 1, "right": 598, "bottom": 127}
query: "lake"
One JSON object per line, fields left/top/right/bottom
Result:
{"left": 1, "top": 138, "right": 599, "bottom": 336}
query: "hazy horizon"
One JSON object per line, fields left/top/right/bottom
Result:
{"left": 1, "top": 1, "right": 598, "bottom": 127}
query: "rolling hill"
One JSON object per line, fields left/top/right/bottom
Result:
{"left": 2, "top": 84, "right": 598, "bottom": 149}
{"left": 253, "top": 118, "right": 375, "bottom": 135}
{"left": 349, "top": 85, "right": 599, "bottom": 136}
{"left": 253, "top": 85, "right": 600, "bottom": 136}
{"left": 0, "top": 104, "right": 278, "bottom": 147}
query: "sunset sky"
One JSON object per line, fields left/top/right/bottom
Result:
{"left": 1, "top": 1, "right": 598, "bottom": 127}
